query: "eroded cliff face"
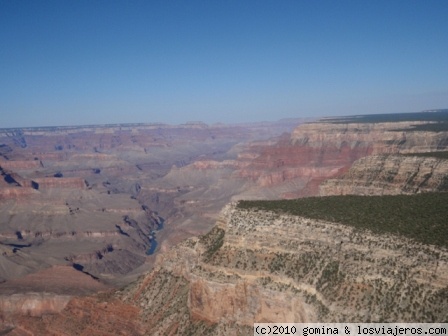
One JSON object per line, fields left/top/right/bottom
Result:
{"left": 32, "top": 177, "right": 87, "bottom": 189}
{"left": 233, "top": 121, "right": 448, "bottom": 197}
{"left": 0, "top": 160, "right": 42, "bottom": 170}
{"left": 0, "top": 293, "right": 71, "bottom": 317}
{"left": 1, "top": 295, "right": 143, "bottom": 336}
{"left": 290, "top": 121, "right": 448, "bottom": 154}
{"left": 320, "top": 154, "right": 448, "bottom": 196}
{"left": 0, "top": 187, "right": 39, "bottom": 201}
{"left": 5, "top": 202, "right": 448, "bottom": 334}
{"left": 142, "top": 204, "right": 448, "bottom": 327}
{"left": 0, "top": 265, "right": 113, "bottom": 334}
{"left": 36, "top": 203, "right": 444, "bottom": 335}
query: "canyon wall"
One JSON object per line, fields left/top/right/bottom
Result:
{"left": 0, "top": 293, "right": 71, "bottom": 317}
{"left": 52, "top": 203, "right": 444, "bottom": 335}
{"left": 290, "top": 121, "right": 448, "bottom": 153}
{"left": 32, "top": 177, "right": 87, "bottom": 189}
{"left": 232, "top": 121, "right": 448, "bottom": 197}
{"left": 0, "top": 187, "right": 39, "bottom": 201}
{"left": 18, "top": 202, "right": 447, "bottom": 335}
{"left": 320, "top": 154, "right": 448, "bottom": 196}
{"left": 0, "top": 160, "right": 42, "bottom": 170}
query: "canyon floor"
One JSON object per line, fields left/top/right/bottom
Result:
{"left": 1, "top": 110, "right": 448, "bottom": 334}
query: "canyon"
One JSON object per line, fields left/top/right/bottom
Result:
{"left": 0, "top": 120, "right": 306, "bottom": 322}
{"left": 4, "top": 200, "right": 448, "bottom": 334}
{"left": 1, "top": 110, "right": 448, "bottom": 334}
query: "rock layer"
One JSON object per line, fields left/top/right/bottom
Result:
{"left": 0, "top": 293, "right": 71, "bottom": 317}
{"left": 320, "top": 154, "right": 448, "bottom": 195}
{"left": 147, "top": 204, "right": 448, "bottom": 326}
{"left": 32, "top": 177, "right": 87, "bottom": 189}
{"left": 13, "top": 203, "right": 447, "bottom": 334}
{"left": 233, "top": 121, "right": 448, "bottom": 197}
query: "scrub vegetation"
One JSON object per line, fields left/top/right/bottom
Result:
{"left": 237, "top": 192, "right": 448, "bottom": 248}
{"left": 403, "top": 151, "right": 448, "bottom": 159}
{"left": 324, "top": 110, "right": 448, "bottom": 132}
{"left": 324, "top": 110, "right": 448, "bottom": 124}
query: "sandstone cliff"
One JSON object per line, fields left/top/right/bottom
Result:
{"left": 234, "top": 121, "right": 448, "bottom": 197}
{"left": 0, "top": 160, "right": 42, "bottom": 170}
{"left": 0, "top": 266, "right": 111, "bottom": 333}
{"left": 0, "top": 187, "right": 39, "bottom": 201}
{"left": 32, "top": 177, "right": 87, "bottom": 189}
{"left": 0, "top": 293, "right": 71, "bottom": 317}
{"left": 320, "top": 154, "right": 448, "bottom": 196}
{"left": 17, "top": 202, "right": 446, "bottom": 335}
{"left": 290, "top": 121, "right": 448, "bottom": 154}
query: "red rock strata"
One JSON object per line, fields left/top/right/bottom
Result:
{"left": 236, "top": 127, "right": 373, "bottom": 196}
{"left": 0, "top": 266, "right": 111, "bottom": 297}
{"left": 32, "top": 177, "right": 86, "bottom": 189}
{"left": 0, "top": 187, "right": 39, "bottom": 200}
{"left": 1, "top": 296, "right": 143, "bottom": 336}
{"left": 0, "top": 160, "right": 42, "bottom": 170}
{"left": 236, "top": 121, "right": 448, "bottom": 196}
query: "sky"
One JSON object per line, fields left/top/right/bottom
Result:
{"left": 1, "top": 0, "right": 448, "bottom": 128}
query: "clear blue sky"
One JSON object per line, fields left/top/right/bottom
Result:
{"left": 1, "top": 0, "right": 447, "bottom": 127}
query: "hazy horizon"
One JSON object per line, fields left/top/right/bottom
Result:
{"left": 1, "top": 0, "right": 447, "bottom": 128}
